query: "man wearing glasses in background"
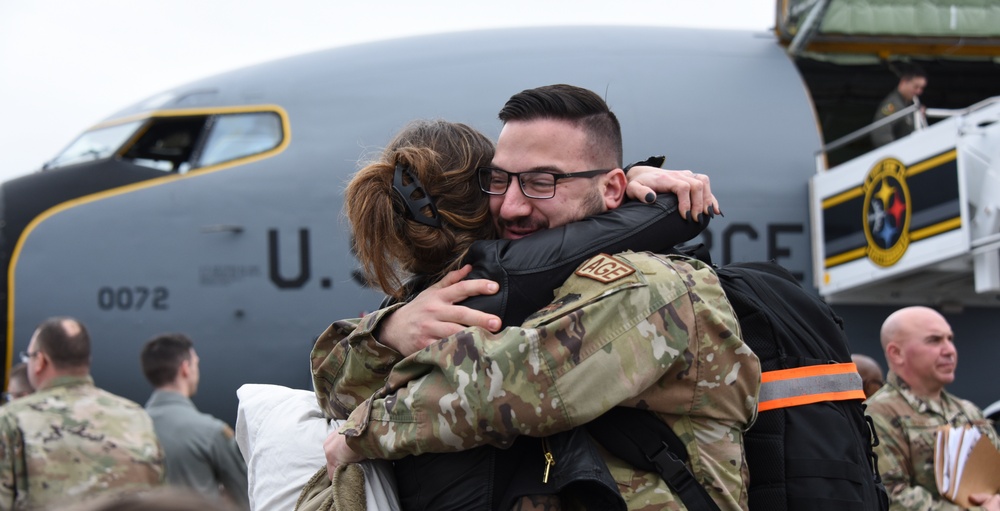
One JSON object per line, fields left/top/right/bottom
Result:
{"left": 0, "top": 317, "right": 164, "bottom": 510}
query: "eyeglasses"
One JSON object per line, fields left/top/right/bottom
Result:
{"left": 19, "top": 350, "right": 40, "bottom": 364}
{"left": 477, "top": 167, "right": 613, "bottom": 199}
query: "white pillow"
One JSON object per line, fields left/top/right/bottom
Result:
{"left": 236, "top": 384, "right": 401, "bottom": 511}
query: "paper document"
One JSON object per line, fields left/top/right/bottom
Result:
{"left": 935, "top": 425, "right": 1000, "bottom": 507}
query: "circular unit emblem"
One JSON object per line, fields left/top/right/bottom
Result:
{"left": 862, "top": 158, "right": 911, "bottom": 267}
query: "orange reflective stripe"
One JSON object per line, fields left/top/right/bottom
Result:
{"left": 761, "top": 362, "right": 860, "bottom": 383}
{"left": 757, "top": 362, "right": 865, "bottom": 412}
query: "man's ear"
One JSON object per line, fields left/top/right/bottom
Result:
{"left": 35, "top": 352, "right": 49, "bottom": 375}
{"left": 886, "top": 343, "right": 903, "bottom": 367}
{"left": 602, "top": 168, "right": 627, "bottom": 209}
{"left": 178, "top": 359, "right": 191, "bottom": 380}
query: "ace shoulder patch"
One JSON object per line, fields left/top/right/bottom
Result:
{"left": 575, "top": 253, "right": 636, "bottom": 283}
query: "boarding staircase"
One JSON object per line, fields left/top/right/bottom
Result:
{"left": 809, "top": 97, "right": 1000, "bottom": 308}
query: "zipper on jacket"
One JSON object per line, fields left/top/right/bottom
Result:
{"left": 542, "top": 437, "right": 556, "bottom": 483}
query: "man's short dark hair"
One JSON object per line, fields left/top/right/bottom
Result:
{"left": 140, "top": 333, "right": 194, "bottom": 387}
{"left": 896, "top": 62, "right": 927, "bottom": 81}
{"left": 498, "top": 84, "right": 623, "bottom": 167}
{"left": 35, "top": 317, "right": 90, "bottom": 369}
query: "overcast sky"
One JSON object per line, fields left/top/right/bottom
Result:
{"left": 0, "top": 0, "right": 774, "bottom": 182}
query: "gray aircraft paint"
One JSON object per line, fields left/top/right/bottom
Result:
{"left": 6, "top": 26, "right": 996, "bottom": 424}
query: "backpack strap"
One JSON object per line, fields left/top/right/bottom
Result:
{"left": 587, "top": 408, "right": 722, "bottom": 511}
{"left": 758, "top": 363, "right": 866, "bottom": 412}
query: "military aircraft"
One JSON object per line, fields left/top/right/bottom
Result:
{"left": 3, "top": 4, "right": 999, "bottom": 424}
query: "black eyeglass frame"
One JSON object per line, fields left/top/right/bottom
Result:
{"left": 477, "top": 167, "right": 613, "bottom": 199}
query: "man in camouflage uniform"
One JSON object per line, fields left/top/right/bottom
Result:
{"left": 316, "top": 84, "right": 761, "bottom": 510}
{"left": 867, "top": 306, "right": 1000, "bottom": 511}
{"left": 0, "top": 317, "right": 164, "bottom": 510}
{"left": 871, "top": 63, "right": 927, "bottom": 147}
{"left": 141, "top": 333, "right": 249, "bottom": 509}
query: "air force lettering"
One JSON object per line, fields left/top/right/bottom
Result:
{"left": 574, "top": 253, "right": 636, "bottom": 283}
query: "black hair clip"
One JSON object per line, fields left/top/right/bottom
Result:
{"left": 392, "top": 164, "right": 441, "bottom": 228}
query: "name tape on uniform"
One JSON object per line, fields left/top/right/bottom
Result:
{"left": 575, "top": 253, "right": 635, "bottom": 283}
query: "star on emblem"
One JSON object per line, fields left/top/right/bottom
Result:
{"left": 868, "top": 199, "right": 885, "bottom": 233}
{"left": 876, "top": 178, "right": 896, "bottom": 211}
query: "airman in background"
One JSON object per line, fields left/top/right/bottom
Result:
{"left": 141, "top": 333, "right": 249, "bottom": 510}
{"left": 867, "top": 306, "right": 1000, "bottom": 510}
{"left": 871, "top": 63, "right": 928, "bottom": 147}
{"left": 0, "top": 317, "right": 163, "bottom": 510}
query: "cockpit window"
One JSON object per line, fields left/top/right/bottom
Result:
{"left": 46, "top": 121, "right": 144, "bottom": 169}
{"left": 123, "top": 116, "right": 208, "bottom": 172}
{"left": 195, "top": 112, "right": 282, "bottom": 168}
{"left": 45, "top": 109, "right": 285, "bottom": 174}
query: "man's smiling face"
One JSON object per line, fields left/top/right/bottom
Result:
{"left": 488, "top": 118, "right": 610, "bottom": 239}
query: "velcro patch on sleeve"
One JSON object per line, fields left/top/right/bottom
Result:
{"left": 574, "top": 253, "right": 636, "bottom": 283}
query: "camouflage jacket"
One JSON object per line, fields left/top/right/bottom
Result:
{"left": 867, "top": 372, "right": 1000, "bottom": 511}
{"left": 0, "top": 375, "right": 164, "bottom": 510}
{"left": 313, "top": 252, "right": 761, "bottom": 510}
{"left": 312, "top": 302, "right": 407, "bottom": 420}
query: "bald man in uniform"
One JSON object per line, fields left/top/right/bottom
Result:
{"left": 0, "top": 317, "right": 163, "bottom": 510}
{"left": 867, "top": 306, "right": 1000, "bottom": 510}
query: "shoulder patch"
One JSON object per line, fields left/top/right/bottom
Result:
{"left": 882, "top": 103, "right": 895, "bottom": 116}
{"left": 575, "top": 253, "right": 635, "bottom": 283}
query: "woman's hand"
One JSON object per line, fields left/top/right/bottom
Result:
{"left": 625, "top": 165, "right": 719, "bottom": 221}
{"left": 378, "top": 265, "right": 501, "bottom": 356}
{"left": 324, "top": 430, "right": 364, "bottom": 481}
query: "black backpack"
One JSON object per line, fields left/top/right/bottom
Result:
{"left": 588, "top": 257, "right": 889, "bottom": 511}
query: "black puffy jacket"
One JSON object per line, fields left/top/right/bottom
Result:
{"left": 461, "top": 193, "right": 705, "bottom": 327}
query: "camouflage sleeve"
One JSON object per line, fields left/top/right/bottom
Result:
{"left": 340, "top": 255, "right": 734, "bottom": 460}
{"left": 0, "top": 413, "right": 23, "bottom": 511}
{"left": 870, "top": 410, "right": 967, "bottom": 511}
{"left": 971, "top": 405, "right": 1000, "bottom": 453}
{"left": 311, "top": 303, "right": 406, "bottom": 419}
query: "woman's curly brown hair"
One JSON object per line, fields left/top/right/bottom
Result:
{"left": 344, "top": 120, "right": 496, "bottom": 301}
